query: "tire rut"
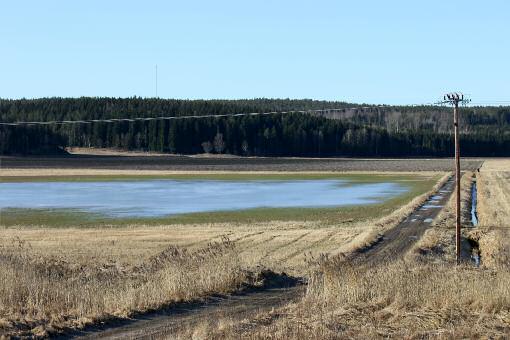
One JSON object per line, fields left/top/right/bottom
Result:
{"left": 354, "top": 176, "right": 455, "bottom": 265}
{"left": 69, "top": 286, "right": 303, "bottom": 340}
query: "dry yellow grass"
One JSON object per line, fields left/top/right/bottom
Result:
{"left": 0, "top": 238, "right": 249, "bottom": 338}
{"left": 478, "top": 158, "right": 510, "bottom": 172}
{"left": 186, "top": 161, "right": 510, "bottom": 339}
{"left": 1, "top": 220, "right": 365, "bottom": 336}
{"left": 0, "top": 221, "right": 365, "bottom": 275}
{"left": 477, "top": 160, "right": 510, "bottom": 227}
{"left": 469, "top": 159, "right": 510, "bottom": 268}
{"left": 200, "top": 261, "right": 510, "bottom": 339}
{"left": 0, "top": 171, "right": 448, "bottom": 337}
{"left": 65, "top": 147, "right": 172, "bottom": 156}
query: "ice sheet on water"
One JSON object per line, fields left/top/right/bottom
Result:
{"left": 0, "top": 179, "right": 409, "bottom": 218}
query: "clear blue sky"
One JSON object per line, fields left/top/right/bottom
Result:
{"left": 1, "top": 0, "right": 508, "bottom": 104}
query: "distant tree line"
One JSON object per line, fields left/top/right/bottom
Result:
{"left": 316, "top": 105, "right": 510, "bottom": 134}
{"left": 1, "top": 97, "right": 509, "bottom": 156}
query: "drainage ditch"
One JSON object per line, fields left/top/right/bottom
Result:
{"left": 469, "top": 179, "right": 481, "bottom": 266}
{"left": 471, "top": 180, "right": 478, "bottom": 226}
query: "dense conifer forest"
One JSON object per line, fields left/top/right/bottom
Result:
{"left": 1, "top": 98, "right": 509, "bottom": 156}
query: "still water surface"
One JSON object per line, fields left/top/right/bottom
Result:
{"left": 0, "top": 180, "right": 408, "bottom": 217}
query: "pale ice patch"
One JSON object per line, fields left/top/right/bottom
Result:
{"left": 0, "top": 179, "right": 409, "bottom": 218}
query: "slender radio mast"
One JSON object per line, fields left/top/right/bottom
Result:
{"left": 155, "top": 64, "right": 158, "bottom": 98}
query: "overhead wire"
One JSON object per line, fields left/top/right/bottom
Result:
{"left": 0, "top": 101, "right": 508, "bottom": 127}
{"left": 0, "top": 105, "right": 397, "bottom": 127}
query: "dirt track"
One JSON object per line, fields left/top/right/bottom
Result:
{"left": 67, "top": 177, "right": 455, "bottom": 339}
{"left": 70, "top": 286, "right": 302, "bottom": 340}
{"left": 0, "top": 155, "right": 482, "bottom": 172}
{"left": 354, "top": 176, "right": 455, "bottom": 265}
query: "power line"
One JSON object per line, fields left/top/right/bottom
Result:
{"left": 0, "top": 105, "right": 401, "bottom": 127}
{"left": 469, "top": 101, "right": 510, "bottom": 105}
{"left": 0, "top": 111, "right": 283, "bottom": 126}
{"left": 2, "top": 100, "right": 508, "bottom": 127}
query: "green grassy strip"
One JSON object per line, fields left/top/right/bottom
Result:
{"left": 0, "top": 174, "right": 441, "bottom": 228}
{"left": 1, "top": 173, "right": 425, "bottom": 183}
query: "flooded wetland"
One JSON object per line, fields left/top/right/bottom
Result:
{"left": 0, "top": 178, "right": 408, "bottom": 218}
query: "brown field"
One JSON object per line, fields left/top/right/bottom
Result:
{"left": 0, "top": 154, "right": 482, "bottom": 172}
{"left": 0, "top": 167, "right": 442, "bottom": 179}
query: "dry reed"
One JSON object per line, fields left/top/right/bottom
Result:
{"left": 194, "top": 163, "right": 510, "bottom": 338}
{"left": 201, "top": 258, "right": 510, "bottom": 339}
{"left": 0, "top": 238, "right": 247, "bottom": 338}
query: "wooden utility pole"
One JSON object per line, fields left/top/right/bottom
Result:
{"left": 453, "top": 99, "right": 461, "bottom": 264}
{"left": 441, "top": 93, "right": 470, "bottom": 264}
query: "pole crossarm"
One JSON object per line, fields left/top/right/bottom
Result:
{"left": 436, "top": 92, "right": 471, "bottom": 106}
